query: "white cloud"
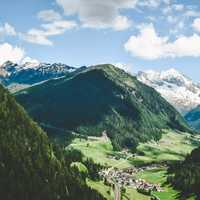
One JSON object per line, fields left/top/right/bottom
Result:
{"left": 0, "top": 43, "right": 25, "bottom": 65}
{"left": 192, "top": 18, "right": 200, "bottom": 32}
{"left": 37, "top": 9, "right": 62, "bottom": 22}
{"left": 114, "top": 62, "right": 133, "bottom": 73}
{"left": 124, "top": 23, "right": 200, "bottom": 60}
{"left": 22, "top": 29, "right": 53, "bottom": 46}
{"left": 22, "top": 20, "right": 77, "bottom": 45}
{"left": 41, "top": 20, "right": 77, "bottom": 34}
{"left": 0, "top": 23, "right": 16, "bottom": 37}
{"left": 125, "top": 24, "right": 168, "bottom": 59}
{"left": 56, "top": 0, "right": 135, "bottom": 31}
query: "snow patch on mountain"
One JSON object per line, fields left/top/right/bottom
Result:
{"left": 137, "top": 68, "right": 200, "bottom": 114}
{"left": 0, "top": 61, "right": 77, "bottom": 91}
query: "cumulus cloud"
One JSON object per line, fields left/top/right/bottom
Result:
{"left": 37, "top": 9, "right": 62, "bottom": 22}
{"left": 56, "top": 0, "right": 135, "bottom": 31}
{"left": 0, "top": 23, "right": 16, "bottom": 37}
{"left": 114, "top": 62, "right": 133, "bottom": 73}
{"left": 192, "top": 18, "right": 200, "bottom": 32}
{"left": 0, "top": 43, "right": 25, "bottom": 65}
{"left": 124, "top": 23, "right": 200, "bottom": 60}
{"left": 22, "top": 20, "right": 77, "bottom": 45}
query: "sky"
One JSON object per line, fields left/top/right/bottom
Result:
{"left": 1, "top": 0, "right": 200, "bottom": 82}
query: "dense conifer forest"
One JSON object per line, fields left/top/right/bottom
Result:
{"left": 0, "top": 84, "right": 105, "bottom": 200}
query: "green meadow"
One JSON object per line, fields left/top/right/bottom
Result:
{"left": 68, "top": 130, "right": 200, "bottom": 200}
{"left": 135, "top": 167, "right": 195, "bottom": 200}
{"left": 69, "top": 136, "right": 132, "bottom": 168}
{"left": 132, "top": 130, "right": 200, "bottom": 166}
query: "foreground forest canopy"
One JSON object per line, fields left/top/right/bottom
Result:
{"left": 16, "top": 64, "right": 192, "bottom": 151}
{"left": 0, "top": 84, "right": 104, "bottom": 200}
{"left": 168, "top": 147, "right": 200, "bottom": 198}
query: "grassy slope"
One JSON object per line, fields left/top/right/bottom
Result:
{"left": 87, "top": 180, "right": 115, "bottom": 200}
{"left": 132, "top": 130, "right": 200, "bottom": 166}
{"left": 135, "top": 168, "right": 195, "bottom": 200}
{"left": 68, "top": 136, "right": 132, "bottom": 169}
{"left": 122, "top": 187, "right": 151, "bottom": 200}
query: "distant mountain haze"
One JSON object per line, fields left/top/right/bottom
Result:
{"left": 185, "top": 105, "right": 200, "bottom": 131}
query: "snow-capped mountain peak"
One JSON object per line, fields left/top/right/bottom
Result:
{"left": 137, "top": 68, "right": 200, "bottom": 114}
{"left": 0, "top": 61, "right": 20, "bottom": 77}
{"left": 0, "top": 61, "right": 78, "bottom": 90}
{"left": 22, "top": 62, "right": 40, "bottom": 69}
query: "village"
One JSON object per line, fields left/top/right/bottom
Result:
{"left": 99, "top": 165, "right": 163, "bottom": 196}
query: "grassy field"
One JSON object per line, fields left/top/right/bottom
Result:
{"left": 122, "top": 187, "right": 151, "bottom": 200}
{"left": 68, "top": 136, "right": 132, "bottom": 168}
{"left": 135, "top": 167, "right": 195, "bottom": 200}
{"left": 132, "top": 130, "right": 200, "bottom": 166}
{"left": 69, "top": 130, "right": 200, "bottom": 167}
{"left": 87, "top": 179, "right": 114, "bottom": 200}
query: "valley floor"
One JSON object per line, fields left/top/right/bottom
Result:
{"left": 68, "top": 130, "right": 200, "bottom": 200}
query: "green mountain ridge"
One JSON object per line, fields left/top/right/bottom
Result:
{"left": 185, "top": 105, "right": 200, "bottom": 131}
{"left": 0, "top": 84, "right": 104, "bottom": 200}
{"left": 16, "top": 64, "right": 192, "bottom": 150}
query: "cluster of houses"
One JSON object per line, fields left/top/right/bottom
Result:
{"left": 99, "top": 167, "right": 163, "bottom": 195}
{"left": 136, "top": 179, "right": 163, "bottom": 194}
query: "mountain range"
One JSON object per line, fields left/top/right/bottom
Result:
{"left": 137, "top": 68, "right": 200, "bottom": 115}
{"left": 15, "top": 64, "right": 191, "bottom": 151}
{"left": 0, "top": 61, "right": 83, "bottom": 92}
{"left": 1, "top": 61, "right": 200, "bottom": 132}
{"left": 2, "top": 61, "right": 200, "bottom": 117}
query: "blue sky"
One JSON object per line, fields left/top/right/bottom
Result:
{"left": 1, "top": 0, "right": 200, "bottom": 81}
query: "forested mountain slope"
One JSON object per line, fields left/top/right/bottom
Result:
{"left": 16, "top": 64, "right": 192, "bottom": 150}
{"left": 168, "top": 147, "right": 200, "bottom": 198}
{"left": 0, "top": 84, "right": 104, "bottom": 200}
